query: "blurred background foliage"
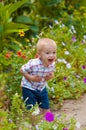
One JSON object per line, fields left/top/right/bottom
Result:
{"left": 0, "top": 0, "right": 86, "bottom": 52}
{"left": 0, "top": 0, "right": 86, "bottom": 113}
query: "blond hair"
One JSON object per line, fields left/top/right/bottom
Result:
{"left": 37, "top": 38, "right": 57, "bottom": 52}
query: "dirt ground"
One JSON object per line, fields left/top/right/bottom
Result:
{"left": 53, "top": 93, "right": 86, "bottom": 130}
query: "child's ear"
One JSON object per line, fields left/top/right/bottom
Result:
{"left": 35, "top": 54, "right": 38, "bottom": 58}
{"left": 35, "top": 53, "right": 40, "bottom": 58}
{"left": 37, "top": 51, "right": 41, "bottom": 57}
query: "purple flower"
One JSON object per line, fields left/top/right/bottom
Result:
{"left": 72, "top": 36, "right": 76, "bottom": 42}
{"left": 81, "top": 40, "right": 85, "bottom": 44}
{"left": 44, "top": 111, "right": 54, "bottom": 122}
{"left": 63, "top": 77, "right": 67, "bottom": 80}
{"left": 82, "top": 65, "right": 86, "bottom": 69}
{"left": 63, "top": 128, "right": 68, "bottom": 130}
{"left": 83, "top": 78, "right": 86, "bottom": 83}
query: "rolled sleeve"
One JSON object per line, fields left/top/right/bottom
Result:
{"left": 21, "top": 62, "right": 31, "bottom": 73}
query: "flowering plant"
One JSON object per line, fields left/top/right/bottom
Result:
{"left": 35, "top": 111, "right": 76, "bottom": 130}
{"left": 40, "top": 21, "right": 86, "bottom": 107}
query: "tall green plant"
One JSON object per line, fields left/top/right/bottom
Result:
{"left": 0, "top": 0, "right": 29, "bottom": 52}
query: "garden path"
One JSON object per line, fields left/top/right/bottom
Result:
{"left": 53, "top": 93, "right": 86, "bottom": 130}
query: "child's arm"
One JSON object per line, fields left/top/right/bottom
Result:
{"left": 20, "top": 69, "right": 42, "bottom": 82}
{"left": 44, "top": 72, "right": 54, "bottom": 81}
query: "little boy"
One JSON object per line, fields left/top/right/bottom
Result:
{"left": 20, "top": 38, "right": 57, "bottom": 114}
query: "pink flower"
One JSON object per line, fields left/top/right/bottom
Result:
{"left": 63, "top": 128, "right": 68, "bottom": 130}
{"left": 83, "top": 78, "right": 86, "bottom": 83}
{"left": 72, "top": 36, "right": 76, "bottom": 42}
{"left": 82, "top": 65, "right": 86, "bottom": 69}
{"left": 44, "top": 111, "right": 54, "bottom": 122}
{"left": 63, "top": 77, "right": 67, "bottom": 80}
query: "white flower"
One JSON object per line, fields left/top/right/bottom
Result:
{"left": 8, "top": 118, "right": 13, "bottom": 123}
{"left": 61, "top": 59, "right": 67, "bottom": 64}
{"left": 76, "top": 75, "right": 81, "bottom": 78}
{"left": 61, "top": 24, "right": 65, "bottom": 27}
{"left": 49, "top": 25, "right": 52, "bottom": 28}
{"left": 62, "top": 42, "right": 66, "bottom": 46}
{"left": 73, "top": 29, "right": 76, "bottom": 33}
{"left": 54, "top": 20, "right": 59, "bottom": 24}
{"left": 35, "top": 124, "right": 39, "bottom": 130}
{"left": 46, "top": 83, "right": 50, "bottom": 89}
{"left": 71, "top": 25, "right": 75, "bottom": 30}
{"left": 84, "top": 35, "right": 86, "bottom": 39}
{"left": 15, "top": 92, "right": 18, "bottom": 96}
{"left": 52, "top": 124, "right": 58, "bottom": 130}
{"left": 58, "top": 58, "right": 67, "bottom": 64}
{"left": 69, "top": 29, "right": 73, "bottom": 34}
{"left": 51, "top": 87, "right": 54, "bottom": 93}
{"left": 76, "top": 121, "right": 81, "bottom": 129}
{"left": 70, "top": 82, "right": 76, "bottom": 87}
{"left": 57, "top": 58, "right": 62, "bottom": 62}
{"left": 64, "top": 51, "right": 70, "bottom": 55}
{"left": 52, "top": 95, "right": 55, "bottom": 98}
{"left": 71, "top": 25, "right": 76, "bottom": 33}
{"left": 66, "top": 63, "right": 71, "bottom": 68}
{"left": 32, "top": 108, "right": 40, "bottom": 115}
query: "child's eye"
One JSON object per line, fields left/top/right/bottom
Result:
{"left": 46, "top": 52, "right": 49, "bottom": 54}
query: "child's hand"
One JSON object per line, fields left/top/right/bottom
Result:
{"left": 20, "top": 69, "right": 42, "bottom": 82}
{"left": 45, "top": 72, "right": 54, "bottom": 81}
{"left": 29, "top": 75, "right": 42, "bottom": 82}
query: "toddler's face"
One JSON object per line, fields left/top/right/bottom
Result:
{"left": 39, "top": 44, "right": 57, "bottom": 67}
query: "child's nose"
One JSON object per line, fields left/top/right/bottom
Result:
{"left": 49, "top": 53, "right": 54, "bottom": 57}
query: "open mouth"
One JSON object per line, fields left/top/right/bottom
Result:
{"left": 48, "top": 59, "right": 54, "bottom": 62}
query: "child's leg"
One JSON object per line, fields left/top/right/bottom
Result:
{"left": 22, "top": 87, "right": 37, "bottom": 110}
{"left": 37, "top": 87, "right": 50, "bottom": 115}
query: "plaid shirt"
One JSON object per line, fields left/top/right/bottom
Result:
{"left": 21, "top": 58, "right": 55, "bottom": 91}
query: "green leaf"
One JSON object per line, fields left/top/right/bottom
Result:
{"left": 14, "top": 16, "right": 33, "bottom": 24}
{"left": 4, "top": 22, "right": 29, "bottom": 34}
{"left": 40, "top": 16, "right": 49, "bottom": 20}
{"left": 0, "top": 25, "right": 3, "bottom": 33}
{"left": 9, "top": 44, "right": 21, "bottom": 51}
{"left": 0, "top": 0, "right": 28, "bottom": 21}
{"left": 47, "top": 0, "right": 63, "bottom": 6}
{"left": 30, "top": 25, "right": 39, "bottom": 32}
{"left": 7, "top": 0, "right": 28, "bottom": 17}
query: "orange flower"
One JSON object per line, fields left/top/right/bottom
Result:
{"left": 21, "top": 55, "right": 26, "bottom": 60}
{"left": 17, "top": 51, "right": 22, "bottom": 57}
{"left": 18, "top": 30, "right": 25, "bottom": 37}
{"left": 5, "top": 52, "right": 12, "bottom": 59}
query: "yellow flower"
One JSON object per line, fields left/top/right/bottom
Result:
{"left": 18, "top": 30, "right": 25, "bottom": 37}
{"left": 56, "top": 66, "right": 60, "bottom": 70}
{"left": 63, "top": 48, "right": 67, "bottom": 51}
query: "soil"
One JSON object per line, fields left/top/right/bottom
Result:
{"left": 52, "top": 93, "right": 86, "bottom": 130}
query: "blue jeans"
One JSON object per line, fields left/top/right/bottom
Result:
{"left": 22, "top": 87, "right": 50, "bottom": 110}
